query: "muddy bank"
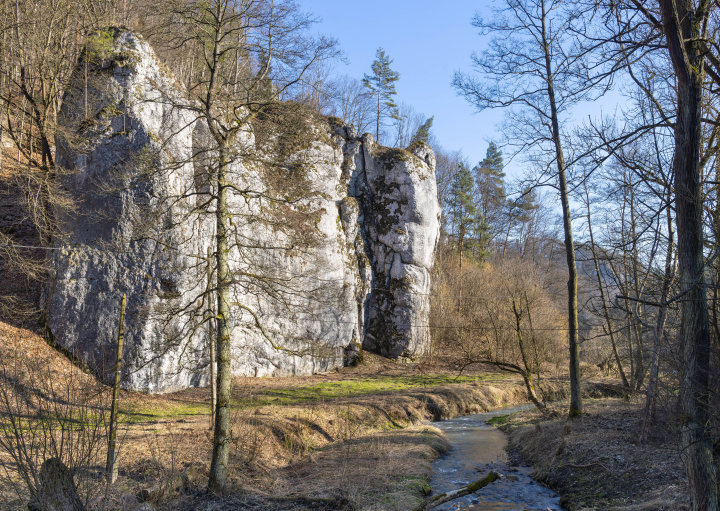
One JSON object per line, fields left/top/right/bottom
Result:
{"left": 503, "top": 397, "right": 689, "bottom": 511}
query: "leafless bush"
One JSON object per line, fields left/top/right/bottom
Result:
{"left": 431, "top": 253, "right": 566, "bottom": 408}
{"left": 229, "top": 412, "right": 274, "bottom": 471}
{"left": 0, "top": 350, "right": 112, "bottom": 509}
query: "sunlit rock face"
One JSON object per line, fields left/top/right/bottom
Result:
{"left": 350, "top": 134, "right": 439, "bottom": 359}
{"left": 46, "top": 28, "right": 209, "bottom": 393}
{"left": 45, "top": 29, "right": 440, "bottom": 393}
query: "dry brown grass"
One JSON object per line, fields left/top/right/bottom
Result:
{"left": 0, "top": 321, "right": 551, "bottom": 510}
{"left": 0, "top": 324, "right": 113, "bottom": 509}
{"left": 504, "top": 396, "right": 688, "bottom": 511}
{"left": 94, "top": 384, "right": 536, "bottom": 510}
{"left": 1, "top": 320, "right": 640, "bottom": 511}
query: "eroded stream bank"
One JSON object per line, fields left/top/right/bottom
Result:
{"left": 430, "top": 405, "right": 563, "bottom": 511}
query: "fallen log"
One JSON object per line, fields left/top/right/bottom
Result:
{"left": 412, "top": 471, "right": 502, "bottom": 511}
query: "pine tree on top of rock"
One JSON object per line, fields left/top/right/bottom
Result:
{"left": 363, "top": 47, "right": 400, "bottom": 144}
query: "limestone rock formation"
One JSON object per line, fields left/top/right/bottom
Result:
{"left": 47, "top": 28, "right": 207, "bottom": 392}
{"left": 45, "top": 29, "right": 440, "bottom": 392}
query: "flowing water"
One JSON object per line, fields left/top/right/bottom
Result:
{"left": 430, "top": 405, "right": 564, "bottom": 511}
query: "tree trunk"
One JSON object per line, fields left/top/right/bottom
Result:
{"left": 376, "top": 88, "right": 380, "bottom": 142}
{"left": 555, "top": 113, "right": 581, "bottom": 420}
{"left": 458, "top": 222, "right": 464, "bottom": 313}
{"left": 633, "top": 323, "right": 645, "bottom": 390}
{"left": 541, "top": 0, "right": 581, "bottom": 417}
{"left": 0, "top": 76, "right": 4, "bottom": 173}
{"left": 628, "top": 187, "right": 646, "bottom": 391}
{"left": 502, "top": 218, "right": 513, "bottom": 261}
{"left": 659, "top": 1, "right": 719, "bottom": 508}
{"left": 208, "top": 148, "right": 232, "bottom": 494}
{"left": 30, "top": 458, "right": 86, "bottom": 511}
{"left": 627, "top": 321, "right": 636, "bottom": 389}
{"left": 106, "top": 294, "right": 126, "bottom": 484}
{"left": 641, "top": 200, "right": 674, "bottom": 440}
{"left": 512, "top": 299, "right": 545, "bottom": 410}
{"left": 525, "top": 291, "right": 543, "bottom": 391}
{"left": 207, "top": 247, "right": 217, "bottom": 428}
{"left": 585, "top": 185, "right": 629, "bottom": 387}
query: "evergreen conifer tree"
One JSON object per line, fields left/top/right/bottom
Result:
{"left": 473, "top": 142, "right": 506, "bottom": 256}
{"left": 448, "top": 162, "right": 485, "bottom": 260}
{"left": 474, "top": 143, "right": 505, "bottom": 217}
{"left": 409, "top": 116, "right": 434, "bottom": 146}
{"left": 363, "top": 47, "right": 400, "bottom": 143}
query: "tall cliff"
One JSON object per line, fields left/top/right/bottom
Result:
{"left": 45, "top": 29, "right": 440, "bottom": 392}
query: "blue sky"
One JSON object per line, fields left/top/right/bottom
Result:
{"left": 309, "top": 0, "right": 503, "bottom": 170}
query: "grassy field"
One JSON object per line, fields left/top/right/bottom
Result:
{"left": 117, "top": 372, "right": 513, "bottom": 423}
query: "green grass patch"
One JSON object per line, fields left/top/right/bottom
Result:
{"left": 119, "top": 373, "right": 510, "bottom": 422}
{"left": 253, "top": 374, "right": 499, "bottom": 406}
{"left": 120, "top": 401, "right": 209, "bottom": 423}
{"left": 487, "top": 414, "right": 509, "bottom": 425}
{"left": 401, "top": 475, "right": 432, "bottom": 496}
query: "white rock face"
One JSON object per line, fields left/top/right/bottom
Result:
{"left": 46, "top": 30, "right": 440, "bottom": 392}
{"left": 47, "top": 29, "right": 210, "bottom": 392}
{"left": 355, "top": 137, "right": 440, "bottom": 359}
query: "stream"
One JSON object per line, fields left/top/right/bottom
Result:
{"left": 430, "top": 405, "right": 564, "bottom": 511}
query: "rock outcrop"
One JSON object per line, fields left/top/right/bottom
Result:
{"left": 45, "top": 29, "right": 440, "bottom": 392}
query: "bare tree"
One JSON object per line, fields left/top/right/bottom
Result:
{"left": 600, "top": 2, "right": 720, "bottom": 507}
{"left": 0, "top": 341, "right": 113, "bottom": 508}
{"left": 392, "top": 102, "right": 426, "bottom": 148}
{"left": 289, "top": 61, "right": 337, "bottom": 115}
{"left": 327, "top": 75, "right": 374, "bottom": 136}
{"left": 0, "top": 0, "right": 119, "bottom": 319}
{"left": 432, "top": 145, "right": 464, "bottom": 229}
{"left": 431, "top": 252, "right": 565, "bottom": 411}
{"left": 453, "top": 0, "right": 613, "bottom": 417}
{"left": 657, "top": 2, "right": 720, "bottom": 505}
{"left": 144, "top": 0, "right": 340, "bottom": 492}
{"left": 579, "top": 180, "right": 631, "bottom": 388}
